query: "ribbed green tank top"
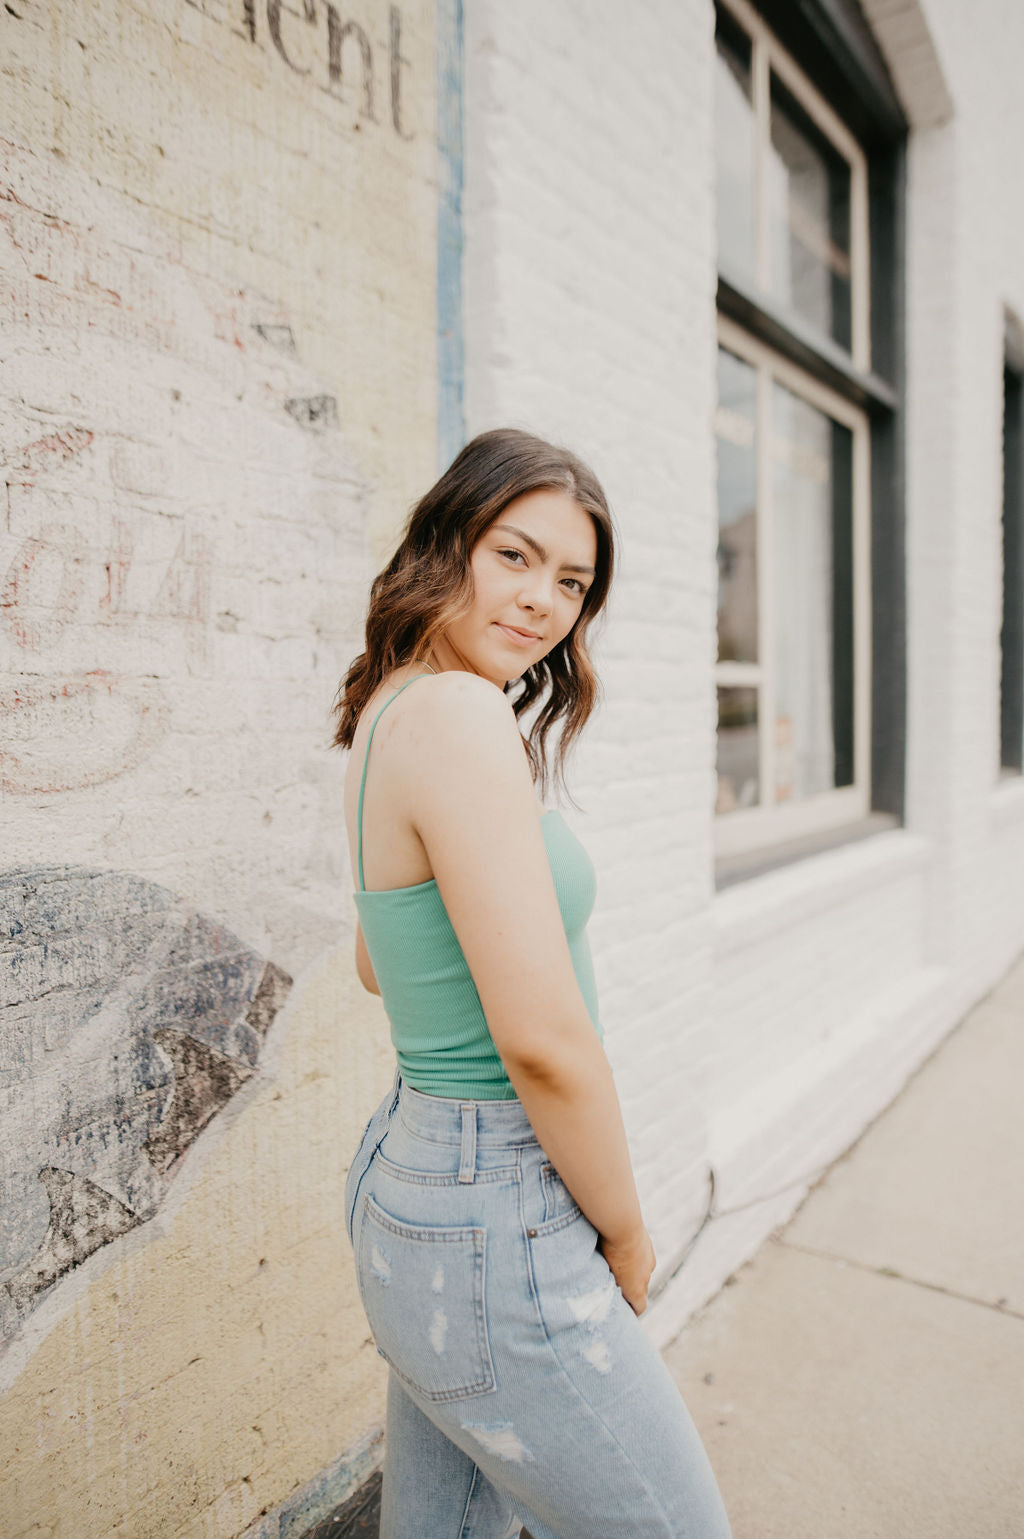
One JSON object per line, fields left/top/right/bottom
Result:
{"left": 353, "top": 673, "right": 602, "bottom": 1099}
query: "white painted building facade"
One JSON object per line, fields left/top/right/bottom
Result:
{"left": 460, "top": 0, "right": 1024, "bottom": 1346}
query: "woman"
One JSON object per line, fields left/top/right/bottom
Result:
{"left": 334, "top": 429, "right": 731, "bottom": 1539}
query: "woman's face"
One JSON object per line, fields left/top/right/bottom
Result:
{"left": 435, "top": 489, "right": 598, "bottom": 685}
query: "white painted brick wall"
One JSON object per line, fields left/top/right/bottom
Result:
{"left": 904, "top": 0, "right": 1024, "bottom": 985}
{"left": 464, "top": 0, "right": 722, "bottom": 1301}
{"left": 464, "top": 0, "right": 1024, "bottom": 1346}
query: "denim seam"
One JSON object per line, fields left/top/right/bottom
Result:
{"left": 396, "top": 1118, "right": 537, "bottom": 1151}
{"left": 540, "top": 1164, "right": 583, "bottom": 1228}
{"left": 523, "top": 1348, "right": 677, "bottom": 1535}
{"left": 456, "top": 1464, "right": 482, "bottom": 1539}
{"left": 373, "top": 1157, "right": 521, "bottom": 1188}
{"left": 376, "top": 1353, "right": 495, "bottom": 1405}
{"left": 519, "top": 1176, "right": 677, "bottom": 1536}
{"left": 364, "top": 1196, "right": 489, "bottom": 1246}
{"left": 394, "top": 1113, "right": 467, "bottom": 1149}
{"left": 531, "top": 1205, "right": 587, "bottom": 1237}
{"left": 345, "top": 1110, "right": 385, "bottom": 1244}
{"left": 345, "top": 1073, "right": 402, "bottom": 1245}
{"left": 552, "top": 1355, "right": 676, "bottom": 1533}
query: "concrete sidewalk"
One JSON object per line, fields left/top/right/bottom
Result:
{"left": 664, "top": 953, "right": 1024, "bottom": 1539}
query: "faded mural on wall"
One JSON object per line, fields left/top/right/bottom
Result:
{"left": 0, "top": 866, "right": 291, "bottom": 1356}
{"left": 0, "top": 139, "right": 365, "bottom": 1365}
{"left": 0, "top": 132, "right": 373, "bottom": 973}
{"left": 0, "top": 0, "right": 437, "bottom": 1416}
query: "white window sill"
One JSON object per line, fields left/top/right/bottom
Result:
{"left": 990, "top": 772, "right": 1024, "bottom": 828}
{"left": 713, "top": 819, "right": 931, "bottom": 956}
{"left": 715, "top": 811, "right": 899, "bottom": 890}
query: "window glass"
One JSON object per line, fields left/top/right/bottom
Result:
{"left": 717, "top": 686, "right": 759, "bottom": 813}
{"left": 768, "top": 75, "right": 852, "bottom": 351}
{"left": 715, "top": 12, "right": 756, "bottom": 286}
{"left": 771, "top": 382, "right": 854, "bottom": 801}
{"left": 716, "top": 347, "right": 758, "bottom": 664}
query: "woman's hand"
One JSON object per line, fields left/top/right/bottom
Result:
{"left": 600, "top": 1224, "right": 656, "bottom": 1315}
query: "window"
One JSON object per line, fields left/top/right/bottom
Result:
{"left": 715, "top": 3, "right": 869, "bottom": 362}
{"left": 1000, "top": 316, "right": 1024, "bottom": 775}
{"left": 715, "top": 324, "right": 869, "bottom": 835}
{"left": 713, "top": 0, "right": 906, "bottom": 866}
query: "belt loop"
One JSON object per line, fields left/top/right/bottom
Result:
{"left": 458, "top": 1103, "right": 477, "bottom": 1184}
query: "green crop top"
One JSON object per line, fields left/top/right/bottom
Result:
{"left": 353, "top": 673, "right": 602, "bottom": 1099}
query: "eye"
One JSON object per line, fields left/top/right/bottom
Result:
{"left": 497, "top": 546, "right": 589, "bottom": 598}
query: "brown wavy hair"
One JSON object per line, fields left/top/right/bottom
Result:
{"left": 331, "top": 427, "right": 616, "bottom": 798}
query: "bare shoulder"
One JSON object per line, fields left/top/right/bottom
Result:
{"left": 392, "top": 672, "right": 535, "bottom": 823}
{"left": 400, "top": 671, "right": 522, "bottom": 763}
{"left": 409, "top": 668, "right": 512, "bottom": 715}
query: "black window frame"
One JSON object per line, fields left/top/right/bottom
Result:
{"left": 1000, "top": 313, "right": 1024, "bottom": 775}
{"left": 714, "top": 0, "right": 909, "bottom": 885}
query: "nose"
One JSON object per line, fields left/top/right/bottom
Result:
{"left": 517, "top": 563, "right": 556, "bottom": 617}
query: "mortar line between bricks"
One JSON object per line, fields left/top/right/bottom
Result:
{"left": 773, "top": 1236, "right": 1024, "bottom": 1322}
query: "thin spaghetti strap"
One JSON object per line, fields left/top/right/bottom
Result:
{"left": 356, "top": 673, "right": 435, "bottom": 891}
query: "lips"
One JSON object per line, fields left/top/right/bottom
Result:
{"left": 494, "top": 622, "right": 541, "bottom": 645}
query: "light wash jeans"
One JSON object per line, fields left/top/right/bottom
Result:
{"left": 345, "top": 1073, "right": 733, "bottom": 1539}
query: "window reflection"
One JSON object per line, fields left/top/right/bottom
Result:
{"left": 771, "top": 383, "right": 854, "bottom": 801}
{"left": 715, "top": 12, "right": 756, "bottom": 286}
{"left": 716, "top": 347, "right": 758, "bottom": 664}
{"left": 768, "top": 76, "right": 852, "bottom": 350}
{"left": 717, "top": 687, "right": 759, "bottom": 813}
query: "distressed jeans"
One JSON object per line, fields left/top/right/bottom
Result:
{"left": 345, "top": 1073, "right": 733, "bottom": 1539}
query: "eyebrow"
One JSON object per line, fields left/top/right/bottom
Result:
{"left": 491, "top": 523, "right": 596, "bottom": 577}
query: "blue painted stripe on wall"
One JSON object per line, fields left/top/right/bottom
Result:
{"left": 239, "top": 1427, "right": 383, "bottom": 1539}
{"left": 437, "top": 0, "right": 465, "bottom": 470}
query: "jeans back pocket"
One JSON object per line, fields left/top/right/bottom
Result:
{"left": 356, "top": 1193, "right": 496, "bottom": 1402}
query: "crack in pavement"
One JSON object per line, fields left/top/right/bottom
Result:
{"left": 773, "top": 1236, "right": 1024, "bottom": 1322}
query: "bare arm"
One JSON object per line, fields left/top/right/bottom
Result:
{"left": 355, "top": 922, "right": 381, "bottom": 995}
{"left": 403, "top": 674, "right": 653, "bottom": 1311}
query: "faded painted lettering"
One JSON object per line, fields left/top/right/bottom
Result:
{"left": 182, "top": 2, "right": 415, "bottom": 137}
